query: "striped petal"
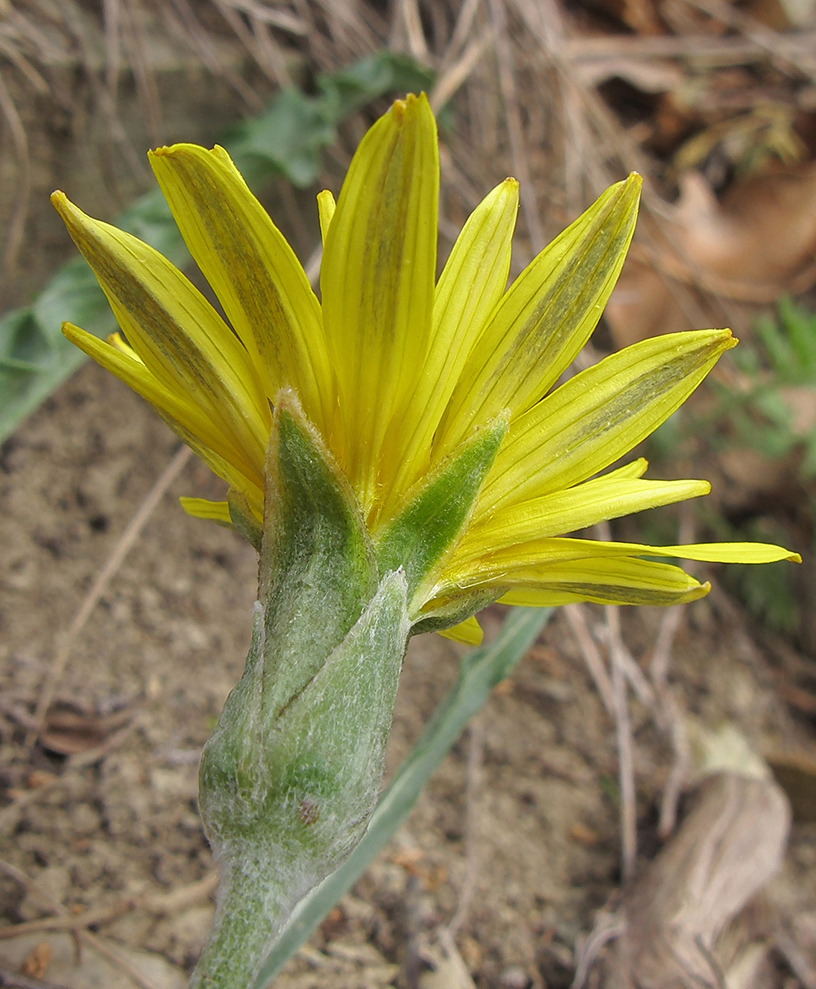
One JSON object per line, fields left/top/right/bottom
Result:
{"left": 435, "top": 174, "right": 642, "bottom": 457}
{"left": 148, "top": 144, "right": 331, "bottom": 434}
{"left": 320, "top": 93, "right": 438, "bottom": 513}
{"left": 436, "top": 535, "right": 800, "bottom": 597}
{"left": 379, "top": 179, "right": 520, "bottom": 519}
{"left": 180, "top": 498, "right": 232, "bottom": 525}
{"left": 457, "top": 475, "right": 710, "bottom": 565}
{"left": 497, "top": 557, "right": 709, "bottom": 607}
{"left": 317, "top": 190, "right": 336, "bottom": 242}
{"left": 482, "top": 328, "right": 736, "bottom": 510}
{"left": 52, "top": 193, "right": 269, "bottom": 482}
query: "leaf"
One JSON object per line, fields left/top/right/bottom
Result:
{"left": 228, "top": 87, "right": 337, "bottom": 188}
{"left": 226, "top": 51, "right": 435, "bottom": 188}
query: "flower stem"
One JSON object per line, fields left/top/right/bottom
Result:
{"left": 188, "top": 858, "right": 290, "bottom": 989}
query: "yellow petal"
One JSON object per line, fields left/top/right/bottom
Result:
{"left": 148, "top": 144, "right": 331, "bottom": 434}
{"left": 436, "top": 174, "right": 642, "bottom": 457}
{"left": 603, "top": 457, "right": 649, "bottom": 479}
{"left": 437, "top": 535, "right": 799, "bottom": 596}
{"left": 483, "top": 328, "right": 736, "bottom": 509}
{"left": 459, "top": 475, "right": 710, "bottom": 562}
{"left": 379, "top": 178, "right": 520, "bottom": 521}
{"left": 320, "top": 93, "right": 439, "bottom": 513}
{"left": 498, "top": 557, "right": 709, "bottom": 607}
{"left": 107, "top": 330, "right": 140, "bottom": 359}
{"left": 317, "top": 190, "right": 336, "bottom": 243}
{"left": 438, "top": 616, "right": 484, "bottom": 645}
{"left": 52, "top": 192, "right": 269, "bottom": 480}
{"left": 652, "top": 541, "right": 801, "bottom": 563}
{"left": 63, "top": 321, "right": 264, "bottom": 496}
{"left": 180, "top": 498, "right": 232, "bottom": 525}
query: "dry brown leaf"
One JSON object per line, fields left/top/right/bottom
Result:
{"left": 606, "top": 160, "right": 816, "bottom": 346}
{"left": 38, "top": 702, "right": 134, "bottom": 756}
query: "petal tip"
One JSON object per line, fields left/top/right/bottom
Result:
{"left": 149, "top": 143, "right": 231, "bottom": 167}
{"left": 500, "top": 177, "right": 520, "bottom": 198}
{"left": 148, "top": 143, "right": 203, "bottom": 159}
{"left": 392, "top": 91, "right": 433, "bottom": 123}
{"left": 50, "top": 190, "right": 74, "bottom": 219}
{"left": 614, "top": 172, "right": 643, "bottom": 206}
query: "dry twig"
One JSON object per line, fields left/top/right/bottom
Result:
{"left": 487, "top": 0, "right": 545, "bottom": 255}
{"left": 0, "top": 874, "right": 218, "bottom": 941}
{"left": 0, "top": 68, "right": 30, "bottom": 306}
{"left": 564, "top": 604, "right": 615, "bottom": 715}
{"left": 605, "top": 605, "right": 638, "bottom": 884}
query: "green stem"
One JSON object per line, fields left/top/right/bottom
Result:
{"left": 188, "top": 858, "right": 291, "bottom": 989}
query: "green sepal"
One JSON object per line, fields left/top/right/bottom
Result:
{"left": 227, "top": 487, "right": 262, "bottom": 551}
{"left": 410, "top": 586, "right": 509, "bottom": 637}
{"left": 375, "top": 413, "right": 508, "bottom": 602}
{"left": 259, "top": 390, "right": 379, "bottom": 718}
{"left": 260, "top": 569, "right": 409, "bottom": 859}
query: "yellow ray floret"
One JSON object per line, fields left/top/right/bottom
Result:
{"left": 53, "top": 93, "right": 799, "bottom": 644}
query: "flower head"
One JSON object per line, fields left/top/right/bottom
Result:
{"left": 53, "top": 94, "right": 798, "bottom": 644}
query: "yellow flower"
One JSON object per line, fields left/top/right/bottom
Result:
{"left": 52, "top": 94, "right": 798, "bottom": 645}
